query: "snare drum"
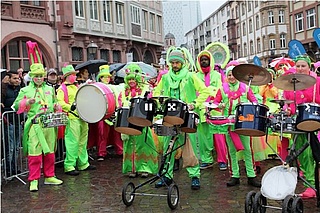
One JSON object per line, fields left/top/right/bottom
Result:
{"left": 75, "top": 82, "right": 116, "bottom": 123}
{"left": 181, "top": 111, "right": 199, "bottom": 133}
{"left": 163, "top": 99, "right": 188, "bottom": 126}
{"left": 269, "top": 114, "right": 304, "bottom": 134}
{"left": 40, "top": 112, "right": 68, "bottom": 128}
{"left": 115, "top": 107, "right": 143, "bottom": 135}
{"left": 127, "top": 97, "right": 157, "bottom": 127}
{"left": 234, "top": 103, "right": 269, "bottom": 137}
{"left": 153, "top": 119, "right": 178, "bottom": 136}
{"left": 296, "top": 103, "right": 320, "bottom": 132}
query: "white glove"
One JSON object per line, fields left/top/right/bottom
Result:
{"left": 121, "top": 134, "right": 129, "bottom": 141}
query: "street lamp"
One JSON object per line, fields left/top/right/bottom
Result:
{"left": 87, "top": 41, "right": 98, "bottom": 60}
{"left": 281, "top": 52, "right": 286, "bottom": 58}
{"left": 315, "top": 51, "right": 320, "bottom": 61}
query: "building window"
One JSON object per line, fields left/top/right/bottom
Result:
{"left": 250, "top": 41, "right": 254, "bottom": 54}
{"left": 269, "top": 39, "right": 276, "bottom": 49}
{"left": 249, "top": 19, "right": 253, "bottom": 33}
{"left": 217, "top": 26, "right": 220, "bottom": 37}
{"left": 227, "top": 6, "right": 230, "bottom": 17}
{"left": 150, "top": 13, "right": 155, "bottom": 32}
{"left": 306, "top": 8, "right": 316, "bottom": 29}
{"left": 236, "top": 6, "right": 239, "bottom": 18}
{"left": 242, "top": 3, "right": 245, "bottom": 15}
{"left": 295, "top": 13, "right": 303, "bottom": 32}
{"left": 1, "top": 39, "right": 30, "bottom": 71}
{"left": 223, "top": 35, "right": 227, "bottom": 43}
{"left": 257, "top": 39, "right": 261, "bottom": 52}
{"left": 157, "top": 15, "right": 162, "bottom": 34}
{"left": 72, "top": 47, "right": 83, "bottom": 61}
{"left": 103, "top": 0, "right": 111, "bottom": 22}
{"left": 243, "top": 22, "right": 246, "bottom": 36}
{"left": 213, "top": 28, "right": 216, "bottom": 37}
{"left": 113, "top": 50, "right": 121, "bottom": 63}
{"left": 213, "top": 15, "right": 216, "bottom": 23}
{"left": 90, "top": 0, "right": 98, "bottom": 20}
{"left": 222, "top": 22, "right": 225, "bottom": 30}
{"left": 238, "top": 44, "right": 241, "bottom": 57}
{"left": 280, "top": 34, "right": 286, "bottom": 48}
{"left": 268, "top": 11, "right": 274, "bottom": 24}
{"left": 221, "top": 8, "right": 225, "bottom": 16}
{"left": 279, "top": 10, "right": 284, "bottom": 24}
{"left": 256, "top": 15, "right": 260, "bottom": 29}
{"left": 130, "top": 5, "right": 140, "bottom": 24}
{"left": 100, "top": 49, "right": 109, "bottom": 62}
{"left": 255, "top": 0, "right": 258, "bottom": 8}
{"left": 142, "top": 10, "right": 148, "bottom": 30}
{"left": 243, "top": 43, "right": 247, "bottom": 56}
{"left": 33, "top": 1, "right": 41, "bottom": 6}
{"left": 248, "top": 1, "right": 251, "bottom": 12}
{"left": 116, "top": 2, "right": 124, "bottom": 25}
{"left": 75, "top": 0, "right": 84, "bottom": 18}
{"left": 237, "top": 26, "right": 240, "bottom": 37}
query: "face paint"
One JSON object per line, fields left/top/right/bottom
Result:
{"left": 33, "top": 75, "right": 44, "bottom": 86}
{"left": 68, "top": 74, "right": 77, "bottom": 83}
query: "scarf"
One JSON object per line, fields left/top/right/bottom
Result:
{"left": 168, "top": 66, "right": 189, "bottom": 89}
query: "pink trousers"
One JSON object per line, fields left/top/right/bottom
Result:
{"left": 28, "top": 153, "right": 55, "bottom": 181}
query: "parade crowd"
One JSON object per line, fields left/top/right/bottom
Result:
{"left": 1, "top": 46, "right": 320, "bottom": 201}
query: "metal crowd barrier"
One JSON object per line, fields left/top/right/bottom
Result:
{"left": 1, "top": 111, "right": 66, "bottom": 185}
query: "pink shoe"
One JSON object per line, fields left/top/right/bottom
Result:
{"left": 298, "top": 188, "right": 316, "bottom": 199}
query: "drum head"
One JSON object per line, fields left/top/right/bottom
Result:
{"left": 234, "top": 129, "right": 265, "bottom": 137}
{"left": 114, "top": 127, "right": 142, "bottom": 136}
{"left": 261, "top": 166, "right": 297, "bottom": 200}
{"left": 76, "top": 84, "right": 107, "bottom": 123}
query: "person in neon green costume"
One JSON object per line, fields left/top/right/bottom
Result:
{"left": 153, "top": 48, "right": 210, "bottom": 190}
{"left": 213, "top": 66, "right": 261, "bottom": 187}
{"left": 118, "top": 63, "right": 158, "bottom": 178}
{"left": 13, "top": 63, "right": 63, "bottom": 192}
{"left": 57, "top": 65, "right": 96, "bottom": 176}
{"left": 195, "top": 50, "right": 228, "bottom": 171}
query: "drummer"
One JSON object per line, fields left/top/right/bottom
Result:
{"left": 13, "top": 63, "right": 63, "bottom": 191}
{"left": 213, "top": 66, "right": 261, "bottom": 187}
{"left": 118, "top": 63, "right": 158, "bottom": 178}
{"left": 282, "top": 55, "right": 320, "bottom": 198}
{"left": 153, "top": 48, "right": 210, "bottom": 190}
{"left": 57, "top": 65, "right": 96, "bottom": 176}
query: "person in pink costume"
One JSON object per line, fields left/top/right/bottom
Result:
{"left": 213, "top": 66, "right": 261, "bottom": 187}
{"left": 195, "top": 50, "right": 228, "bottom": 171}
{"left": 87, "top": 65, "right": 123, "bottom": 161}
{"left": 13, "top": 63, "right": 63, "bottom": 192}
{"left": 283, "top": 55, "right": 320, "bottom": 198}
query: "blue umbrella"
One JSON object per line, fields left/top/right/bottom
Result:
{"left": 109, "top": 63, "right": 125, "bottom": 73}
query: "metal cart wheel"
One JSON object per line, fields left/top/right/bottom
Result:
{"left": 245, "top": 190, "right": 256, "bottom": 213}
{"left": 282, "top": 195, "right": 294, "bottom": 213}
{"left": 167, "top": 184, "right": 179, "bottom": 210}
{"left": 252, "top": 191, "right": 267, "bottom": 213}
{"left": 291, "top": 197, "right": 303, "bottom": 213}
{"left": 122, "top": 182, "right": 135, "bottom": 206}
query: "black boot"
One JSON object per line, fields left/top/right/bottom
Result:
{"left": 226, "top": 177, "right": 240, "bottom": 187}
{"left": 247, "top": 177, "right": 261, "bottom": 187}
{"left": 173, "top": 159, "right": 180, "bottom": 171}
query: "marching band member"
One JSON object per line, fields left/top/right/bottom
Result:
{"left": 195, "top": 50, "right": 228, "bottom": 171}
{"left": 118, "top": 63, "right": 158, "bottom": 178}
{"left": 283, "top": 55, "right": 320, "bottom": 198}
{"left": 153, "top": 48, "right": 210, "bottom": 190}
{"left": 13, "top": 63, "right": 63, "bottom": 191}
{"left": 87, "top": 65, "right": 123, "bottom": 161}
{"left": 57, "top": 65, "right": 96, "bottom": 176}
{"left": 213, "top": 66, "right": 261, "bottom": 187}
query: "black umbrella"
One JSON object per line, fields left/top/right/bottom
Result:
{"left": 75, "top": 59, "right": 108, "bottom": 74}
{"left": 109, "top": 63, "right": 125, "bottom": 73}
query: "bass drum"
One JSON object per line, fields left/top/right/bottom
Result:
{"left": 75, "top": 82, "right": 116, "bottom": 123}
{"left": 115, "top": 107, "right": 143, "bottom": 136}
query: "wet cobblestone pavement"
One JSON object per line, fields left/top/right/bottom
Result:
{"left": 1, "top": 155, "right": 320, "bottom": 213}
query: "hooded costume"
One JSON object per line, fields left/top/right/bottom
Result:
{"left": 118, "top": 63, "right": 158, "bottom": 176}
{"left": 195, "top": 50, "right": 227, "bottom": 169}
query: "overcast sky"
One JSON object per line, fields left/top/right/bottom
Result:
{"left": 200, "top": 0, "right": 226, "bottom": 20}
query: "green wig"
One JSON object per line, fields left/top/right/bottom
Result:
{"left": 124, "top": 63, "right": 143, "bottom": 86}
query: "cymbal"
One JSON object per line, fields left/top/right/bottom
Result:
{"left": 273, "top": 73, "right": 316, "bottom": 91}
{"left": 232, "top": 64, "right": 271, "bottom": 86}
{"left": 269, "top": 99, "right": 294, "bottom": 104}
{"left": 204, "top": 102, "right": 218, "bottom": 109}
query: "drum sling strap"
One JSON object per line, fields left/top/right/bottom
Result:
{"left": 60, "top": 83, "right": 79, "bottom": 118}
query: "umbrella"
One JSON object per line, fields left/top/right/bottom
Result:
{"left": 75, "top": 59, "right": 108, "bottom": 73}
{"left": 109, "top": 63, "right": 125, "bottom": 73}
{"left": 116, "top": 62, "right": 158, "bottom": 80}
{"left": 269, "top": 57, "right": 295, "bottom": 68}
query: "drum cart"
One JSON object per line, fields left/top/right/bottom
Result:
{"left": 121, "top": 129, "right": 186, "bottom": 210}
{"left": 245, "top": 131, "right": 320, "bottom": 213}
